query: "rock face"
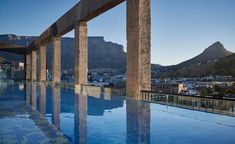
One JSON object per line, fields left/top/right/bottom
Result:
{"left": 0, "top": 34, "right": 126, "bottom": 71}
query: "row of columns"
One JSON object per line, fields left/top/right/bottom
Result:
{"left": 25, "top": 37, "right": 62, "bottom": 84}
{"left": 24, "top": 0, "right": 151, "bottom": 97}
{"left": 25, "top": 23, "right": 86, "bottom": 85}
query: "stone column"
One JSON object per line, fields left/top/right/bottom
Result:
{"left": 74, "top": 22, "right": 88, "bottom": 88}
{"left": 39, "top": 45, "right": 47, "bottom": 82}
{"left": 31, "top": 50, "right": 37, "bottom": 81}
{"left": 25, "top": 54, "right": 31, "bottom": 81}
{"left": 52, "top": 37, "right": 61, "bottom": 83}
{"left": 126, "top": 0, "right": 151, "bottom": 97}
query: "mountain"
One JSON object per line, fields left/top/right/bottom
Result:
{"left": 176, "top": 41, "right": 232, "bottom": 68}
{"left": 0, "top": 34, "right": 126, "bottom": 71}
{"left": 214, "top": 53, "right": 235, "bottom": 77}
{"left": 154, "top": 42, "right": 234, "bottom": 78}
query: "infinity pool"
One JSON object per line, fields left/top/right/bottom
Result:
{"left": 0, "top": 82, "right": 235, "bottom": 144}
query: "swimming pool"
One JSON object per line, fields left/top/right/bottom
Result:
{"left": 0, "top": 82, "right": 235, "bottom": 144}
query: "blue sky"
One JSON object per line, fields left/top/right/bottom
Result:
{"left": 0, "top": 0, "right": 235, "bottom": 66}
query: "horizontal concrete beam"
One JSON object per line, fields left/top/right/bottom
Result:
{"left": 0, "top": 42, "right": 26, "bottom": 55}
{"left": 28, "top": 0, "right": 125, "bottom": 52}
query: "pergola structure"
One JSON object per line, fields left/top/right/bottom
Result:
{"left": 0, "top": 0, "right": 151, "bottom": 97}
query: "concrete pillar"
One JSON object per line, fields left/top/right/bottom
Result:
{"left": 39, "top": 45, "right": 47, "bottom": 82}
{"left": 74, "top": 22, "right": 88, "bottom": 87}
{"left": 31, "top": 50, "right": 37, "bottom": 81}
{"left": 126, "top": 0, "right": 151, "bottom": 97}
{"left": 25, "top": 54, "right": 31, "bottom": 81}
{"left": 52, "top": 37, "right": 61, "bottom": 83}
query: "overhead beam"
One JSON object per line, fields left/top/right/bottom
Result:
{"left": 28, "top": 0, "right": 125, "bottom": 51}
{"left": 0, "top": 42, "right": 26, "bottom": 55}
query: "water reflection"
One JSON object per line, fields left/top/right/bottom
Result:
{"left": 31, "top": 82, "right": 37, "bottom": 110}
{"left": 25, "top": 82, "right": 31, "bottom": 105}
{"left": 52, "top": 84, "right": 61, "bottom": 129}
{"left": 0, "top": 81, "right": 14, "bottom": 96}
{"left": 24, "top": 83, "right": 235, "bottom": 144}
{"left": 39, "top": 82, "right": 46, "bottom": 116}
{"left": 126, "top": 99, "right": 150, "bottom": 144}
{"left": 74, "top": 92, "right": 87, "bottom": 144}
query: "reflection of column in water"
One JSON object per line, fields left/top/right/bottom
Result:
{"left": 74, "top": 93, "right": 87, "bottom": 144}
{"left": 31, "top": 83, "right": 37, "bottom": 110}
{"left": 52, "top": 85, "right": 61, "bottom": 129}
{"left": 25, "top": 82, "right": 31, "bottom": 105}
{"left": 39, "top": 82, "right": 46, "bottom": 116}
{"left": 126, "top": 99, "right": 150, "bottom": 144}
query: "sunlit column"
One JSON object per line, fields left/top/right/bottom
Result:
{"left": 39, "top": 45, "right": 47, "bottom": 82}
{"left": 31, "top": 50, "right": 37, "bottom": 81}
{"left": 52, "top": 37, "right": 61, "bottom": 83}
{"left": 126, "top": 0, "right": 151, "bottom": 97}
{"left": 74, "top": 22, "right": 88, "bottom": 88}
{"left": 52, "top": 85, "right": 61, "bottom": 129}
{"left": 25, "top": 54, "right": 31, "bottom": 81}
{"left": 126, "top": 99, "right": 150, "bottom": 144}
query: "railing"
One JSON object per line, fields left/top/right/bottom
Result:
{"left": 141, "top": 91, "right": 235, "bottom": 117}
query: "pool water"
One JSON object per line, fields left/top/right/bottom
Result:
{"left": 1, "top": 82, "right": 235, "bottom": 144}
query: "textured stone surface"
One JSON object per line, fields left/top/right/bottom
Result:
{"left": 25, "top": 54, "right": 31, "bottom": 80}
{"left": 39, "top": 45, "right": 46, "bottom": 81}
{"left": 52, "top": 37, "right": 61, "bottom": 83}
{"left": 74, "top": 22, "right": 88, "bottom": 86}
{"left": 31, "top": 50, "right": 37, "bottom": 81}
{"left": 126, "top": 0, "right": 151, "bottom": 97}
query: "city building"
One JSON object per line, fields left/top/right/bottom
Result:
{"left": 151, "top": 83, "right": 187, "bottom": 94}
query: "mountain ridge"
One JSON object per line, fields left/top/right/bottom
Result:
{"left": 155, "top": 41, "right": 234, "bottom": 78}
{"left": 0, "top": 34, "right": 126, "bottom": 71}
{"left": 0, "top": 34, "right": 234, "bottom": 77}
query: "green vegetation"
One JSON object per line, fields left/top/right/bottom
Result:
{"left": 199, "top": 84, "right": 235, "bottom": 99}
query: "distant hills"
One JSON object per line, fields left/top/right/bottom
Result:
{"left": 154, "top": 42, "right": 234, "bottom": 78}
{"left": 175, "top": 41, "right": 232, "bottom": 68}
{"left": 0, "top": 34, "right": 234, "bottom": 77}
{"left": 0, "top": 34, "right": 126, "bottom": 71}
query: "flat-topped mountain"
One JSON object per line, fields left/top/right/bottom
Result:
{"left": 0, "top": 34, "right": 126, "bottom": 71}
